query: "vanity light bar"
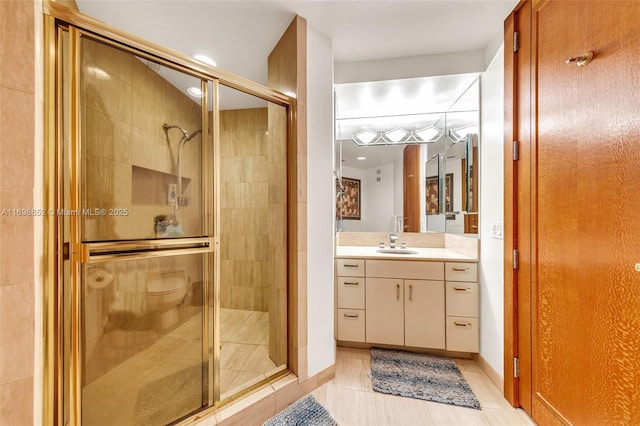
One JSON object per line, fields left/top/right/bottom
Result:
{"left": 351, "top": 126, "right": 442, "bottom": 146}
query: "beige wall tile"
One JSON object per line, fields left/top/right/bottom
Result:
{"left": 0, "top": 377, "right": 33, "bottom": 425}
{"left": 0, "top": 188, "right": 34, "bottom": 286}
{"left": 0, "top": 1, "right": 34, "bottom": 93}
{"left": 0, "top": 88, "right": 34, "bottom": 188}
{"left": 0, "top": 282, "right": 34, "bottom": 384}
{"left": 0, "top": 1, "right": 35, "bottom": 418}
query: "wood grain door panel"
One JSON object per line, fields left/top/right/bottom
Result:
{"left": 532, "top": 1, "right": 640, "bottom": 424}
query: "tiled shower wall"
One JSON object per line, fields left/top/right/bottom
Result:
{"left": 0, "top": 1, "right": 36, "bottom": 424}
{"left": 219, "top": 108, "right": 272, "bottom": 312}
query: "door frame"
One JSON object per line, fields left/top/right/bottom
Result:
{"left": 503, "top": 0, "right": 533, "bottom": 412}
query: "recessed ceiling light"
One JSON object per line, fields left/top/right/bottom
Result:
{"left": 193, "top": 53, "right": 217, "bottom": 67}
{"left": 357, "top": 156, "right": 366, "bottom": 161}
{"left": 187, "top": 86, "right": 202, "bottom": 98}
{"left": 284, "top": 91, "right": 297, "bottom": 98}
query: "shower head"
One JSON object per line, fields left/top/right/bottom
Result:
{"left": 185, "top": 129, "right": 202, "bottom": 142}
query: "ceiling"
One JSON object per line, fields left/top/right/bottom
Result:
{"left": 75, "top": 0, "right": 513, "bottom": 155}
{"left": 76, "top": 0, "right": 518, "bottom": 87}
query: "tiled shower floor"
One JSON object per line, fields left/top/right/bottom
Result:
{"left": 82, "top": 308, "right": 277, "bottom": 425}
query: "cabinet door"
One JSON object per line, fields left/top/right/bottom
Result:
{"left": 404, "top": 280, "right": 445, "bottom": 349}
{"left": 365, "top": 278, "right": 404, "bottom": 345}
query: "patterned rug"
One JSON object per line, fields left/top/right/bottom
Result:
{"left": 263, "top": 394, "right": 338, "bottom": 426}
{"left": 370, "top": 348, "right": 481, "bottom": 410}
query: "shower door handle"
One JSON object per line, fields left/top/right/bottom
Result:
{"left": 78, "top": 237, "right": 214, "bottom": 263}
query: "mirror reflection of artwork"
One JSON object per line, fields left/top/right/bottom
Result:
{"left": 337, "top": 177, "right": 361, "bottom": 220}
{"left": 425, "top": 174, "right": 453, "bottom": 216}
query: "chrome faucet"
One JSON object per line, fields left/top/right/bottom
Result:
{"left": 389, "top": 233, "right": 398, "bottom": 249}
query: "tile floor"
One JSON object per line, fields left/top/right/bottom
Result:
{"left": 82, "top": 308, "right": 278, "bottom": 425}
{"left": 309, "top": 347, "right": 537, "bottom": 426}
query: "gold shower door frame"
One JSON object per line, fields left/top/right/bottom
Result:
{"left": 43, "top": 5, "right": 294, "bottom": 424}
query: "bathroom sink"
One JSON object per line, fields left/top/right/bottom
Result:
{"left": 376, "top": 248, "right": 419, "bottom": 255}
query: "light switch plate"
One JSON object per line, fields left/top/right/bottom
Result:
{"left": 491, "top": 221, "right": 503, "bottom": 240}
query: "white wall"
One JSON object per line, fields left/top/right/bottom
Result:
{"left": 335, "top": 49, "right": 486, "bottom": 84}
{"left": 363, "top": 164, "right": 396, "bottom": 232}
{"left": 479, "top": 43, "right": 504, "bottom": 378}
{"left": 306, "top": 24, "right": 336, "bottom": 376}
{"left": 341, "top": 163, "right": 400, "bottom": 233}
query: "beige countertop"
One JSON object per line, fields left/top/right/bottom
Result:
{"left": 335, "top": 245, "right": 478, "bottom": 262}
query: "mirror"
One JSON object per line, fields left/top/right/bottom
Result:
{"left": 335, "top": 75, "right": 479, "bottom": 235}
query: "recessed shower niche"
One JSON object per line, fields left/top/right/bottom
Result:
{"left": 53, "top": 24, "right": 291, "bottom": 426}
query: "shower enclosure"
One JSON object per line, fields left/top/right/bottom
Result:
{"left": 47, "top": 16, "right": 291, "bottom": 426}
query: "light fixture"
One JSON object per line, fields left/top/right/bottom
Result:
{"left": 413, "top": 126, "right": 441, "bottom": 142}
{"left": 352, "top": 129, "right": 380, "bottom": 145}
{"left": 192, "top": 53, "right": 217, "bottom": 67}
{"left": 449, "top": 125, "right": 479, "bottom": 142}
{"left": 187, "top": 86, "right": 203, "bottom": 98}
{"left": 284, "top": 91, "right": 297, "bottom": 99}
{"left": 357, "top": 156, "right": 367, "bottom": 161}
{"left": 352, "top": 126, "right": 443, "bottom": 146}
{"left": 384, "top": 128, "right": 408, "bottom": 143}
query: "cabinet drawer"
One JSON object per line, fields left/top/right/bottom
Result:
{"left": 336, "top": 259, "right": 365, "bottom": 277}
{"left": 366, "top": 260, "right": 444, "bottom": 280}
{"left": 446, "top": 316, "right": 479, "bottom": 353}
{"left": 337, "top": 309, "right": 365, "bottom": 342}
{"left": 445, "top": 262, "right": 478, "bottom": 282}
{"left": 446, "top": 282, "right": 478, "bottom": 317}
{"left": 337, "top": 277, "right": 365, "bottom": 309}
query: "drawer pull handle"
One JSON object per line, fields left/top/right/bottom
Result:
{"left": 409, "top": 284, "right": 413, "bottom": 301}
{"left": 453, "top": 287, "right": 471, "bottom": 292}
{"left": 344, "top": 313, "right": 359, "bottom": 319}
{"left": 343, "top": 264, "right": 359, "bottom": 268}
{"left": 344, "top": 281, "right": 359, "bottom": 286}
{"left": 396, "top": 283, "right": 401, "bottom": 300}
{"left": 454, "top": 321, "right": 472, "bottom": 327}
{"left": 452, "top": 267, "right": 470, "bottom": 272}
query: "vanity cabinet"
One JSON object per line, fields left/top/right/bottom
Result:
{"left": 365, "top": 260, "right": 446, "bottom": 349}
{"left": 336, "top": 256, "right": 479, "bottom": 353}
{"left": 336, "top": 259, "right": 366, "bottom": 342}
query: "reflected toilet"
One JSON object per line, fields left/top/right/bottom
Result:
{"left": 145, "top": 270, "right": 188, "bottom": 331}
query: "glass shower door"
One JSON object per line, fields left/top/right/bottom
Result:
{"left": 64, "top": 33, "right": 214, "bottom": 425}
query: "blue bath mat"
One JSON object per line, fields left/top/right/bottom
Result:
{"left": 370, "top": 348, "right": 481, "bottom": 410}
{"left": 263, "top": 394, "right": 338, "bottom": 426}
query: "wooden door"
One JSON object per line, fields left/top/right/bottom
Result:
{"left": 403, "top": 144, "right": 420, "bottom": 232}
{"left": 404, "top": 280, "right": 445, "bottom": 349}
{"left": 507, "top": 1, "right": 640, "bottom": 424}
{"left": 365, "top": 278, "right": 404, "bottom": 345}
